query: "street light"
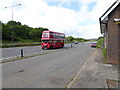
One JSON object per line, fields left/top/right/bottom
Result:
{"left": 5, "top": 4, "right": 21, "bottom": 42}
{"left": 5, "top": 4, "right": 21, "bottom": 21}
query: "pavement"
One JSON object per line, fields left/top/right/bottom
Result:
{"left": 68, "top": 49, "right": 119, "bottom": 89}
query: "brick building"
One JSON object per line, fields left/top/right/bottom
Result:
{"left": 99, "top": 0, "right": 120, "bottom": 65}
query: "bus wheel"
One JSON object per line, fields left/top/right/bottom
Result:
{"left": 44, "top": 47, "right": 47, "bottom": 50}
{"left": 50, "top": 46, "right": 53, "bottom": 49}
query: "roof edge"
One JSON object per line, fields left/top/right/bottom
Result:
{"left": 99, "top": 0, "right": 120, "bottom": 34}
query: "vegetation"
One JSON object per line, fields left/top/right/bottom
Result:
{"left": 1, "top": 21, "right": 48, "bottom": 44}
{"left": 65, "top": 36, "right": 85, "bottom": 43}
{"left": 96, "top": 37, "right": 104, "bottom": 48}
{"left": 1, "top": 21, "right": 87, "bottom": 45}
{"left": 102, "top": 47, "right": 107, "bottom": 59}
{"left": 97, "top": 36, "right": 107, "bottom": 59}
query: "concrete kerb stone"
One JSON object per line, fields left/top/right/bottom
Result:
{"left": 1, "top": 44, "right": 72, "bottom": 63}
{"left": 0, "top": 50, "right": 57, "bottom": 64}
{"left": 106, "top": 78, "right": 120, "bottom": 88}
{"left": 0, "top": 46, "right": 72, "bottom": 64}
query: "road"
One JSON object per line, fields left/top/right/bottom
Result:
{"left": 2, "top": 43, "right": 97, "bottom": 88}
{"left": 2, "top": 44, "right": 71, "bottom": 59}
{"left": 2, "top": 46, "right": 43, "bottom": 59}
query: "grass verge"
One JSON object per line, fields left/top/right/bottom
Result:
{"left": 97, "top": 37, "right": 107, "bottom": 64}
{"left": 102, "top": 48, "right": 107, "bottom": 64}
{"left": 1, "top": 40, "right": 41, "bottom": 48}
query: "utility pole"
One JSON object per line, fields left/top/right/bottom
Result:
{"left": 5, "top": 4, "right": 21, "bottom": 42}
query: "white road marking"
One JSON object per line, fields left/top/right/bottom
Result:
{"left": 66, "top": 58, "right": 89, "bottom": 89}
{"left": 66, "top": 50, "right": 97, "bottom": 88}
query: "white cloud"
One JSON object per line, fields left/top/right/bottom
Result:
{"left": 0, "top": 0, "right": 117, "bottom": 39}
{"left": 90, "top": 0, "right": 117, "bottom": 22}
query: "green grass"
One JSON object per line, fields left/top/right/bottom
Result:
{"left": 2, "top": 40, "right": 40, "bottom": 45}
{"left": 102, "top": 48, "right": 107, "bottom": 59}
{"left": 96, "top": 38, "right": 104, "bottom": 48}
{"left": 1, "top": 40, "right": 41, "bottom": 48}
{"left": 0, "top": 40, "right": 2, "bottom": 45}
{"left": 102, "top": 48, "right": 107, "bottom": 64}
{"left": 97, "top": 37, "right": 107, "bottom": 62}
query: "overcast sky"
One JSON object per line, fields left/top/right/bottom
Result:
{"left": 0, "top": 0, "right": 117, "bottom": 39}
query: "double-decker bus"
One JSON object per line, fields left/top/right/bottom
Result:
{"left": 41, "top": 31, "right": 65, "bottom": 49}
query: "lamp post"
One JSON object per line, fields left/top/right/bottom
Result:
{"left": 5, "top": 4, "right": 21, "bottom": 21}
{"left": 5, "top": 4, "right": 21, "bottom": 42}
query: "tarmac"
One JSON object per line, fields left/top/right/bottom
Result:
{"left": 1, "top": 47, "right": 119, "bottom": 89}
{"left": 68, "top": 49, "right": 119, "bottom": 89}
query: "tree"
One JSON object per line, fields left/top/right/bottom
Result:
{"left": 79, "top": 38, "right": 85, "bottom": 42}
{"left": 2, "top": 20, "right": 49, "bottom": 42}
{"left": 2, "top": 23, "right": 11, "bottom": 40}
{"left": 66, "top": 36, "right": 74, "bottom": 42}
{"left": 2, "top": 21, "right": 22, "bottom": 41}
{"left": 29, "top": 27, "right": 48, "bottom": 41}
{"left": 7, "top": 21, "right": 21, "bottom": 26}
{"left": 12, "top": 25, "right": 31, "bottom": 41}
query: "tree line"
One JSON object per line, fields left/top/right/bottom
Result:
{"left": 1, "top": 21, "right": 48, "bottom": 42}
{"left": 1, "top": 20, "right": 87, "bottom": 43}
{"left": 65, "top": 36, "right": 90, "bottom": 43}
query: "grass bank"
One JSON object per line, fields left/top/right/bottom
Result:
{"left": 1, "top": 40, "right": 41, "bottom": 48}
{"left": 97, "top": 37, "right": 107, "bottom": 62}
{"left": 2, "top": 39, "right": 40, "bottom": 44}
{"left": 102, "top": 47, "right": 107, "bottom": 60}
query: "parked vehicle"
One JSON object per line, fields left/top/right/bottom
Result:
{"left": 41, "top": 31, "right": 65, "bottom": 49}
{"left": 74, "top": 41, "right": 78, "bottom": 44}
{"left": 91, "top": 42, "right": 97, "bottom": 47}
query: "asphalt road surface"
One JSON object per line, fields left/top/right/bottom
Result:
{"left": 2, "top": 44, "right": 71, "bottom": 59}
{"left": 2, "top": 46, "right": 43, "bottom": 59}
{"left": 2, "top": 43, "right": 97, "bottom": 88}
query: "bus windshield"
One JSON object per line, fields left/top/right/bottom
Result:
{"left": 42, "top": 33, "right": 49, "bottom": 35}
{"left": 42, "top": 40, "right": 49, "bottom": 43}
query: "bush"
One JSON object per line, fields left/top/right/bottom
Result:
{"left": 97, "top": 37, "right": 104, "bottom": 48}
{"left": 97, "top": 37, "right": 107, "bottom": 60}
{"left": 102, "top": 48, "right": 107, "bottom": 59}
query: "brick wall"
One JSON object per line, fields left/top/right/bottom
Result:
{"left": 107, "top": 4, "right": 120, "bottom": 65}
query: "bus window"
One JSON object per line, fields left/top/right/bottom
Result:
{"left": 50, "top": 40, "right": 54, "bottom": 43}
{"left": 43, "top": 33, "right": 49, "bottom": 35}
{"left": 50, "top": 33, "right": 53, "bottom": 35}
{"left": 42, "top": 40, "right": 49, "bottom": 43}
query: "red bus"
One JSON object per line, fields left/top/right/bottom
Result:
{"left": 41, "top": 31, "right": 65, "bottom": 49}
